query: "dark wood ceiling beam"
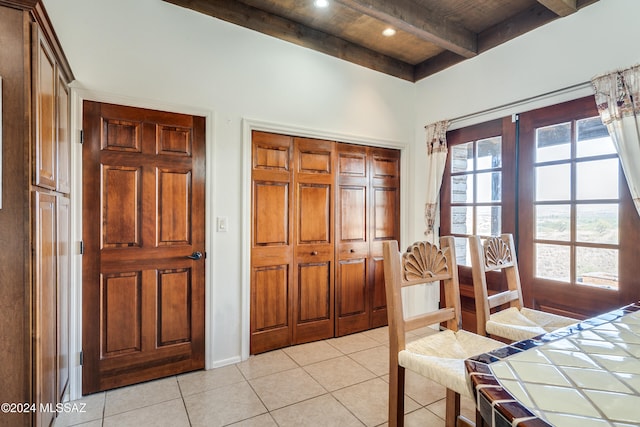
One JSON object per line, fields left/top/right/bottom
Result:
{"left": 537, "top": 0, "right": 577, "bottom": 16}
{"left": 414, "top": 0, "right": 598, "bottom": 81}
{"left": 162, "top": 0, "right": 415, "bottom": 81}
{"left": 334, "top": 0, "right": 477, "bottom": 58}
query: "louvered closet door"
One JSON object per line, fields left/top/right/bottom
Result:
{"left": 292, "top": 137, "right": 335, "bottom": 344}
{"left": 250, "top": 131, "right": 294, "bottom": 354}
{"left": 336, "top": 144, "right": 370, "bottom": 336}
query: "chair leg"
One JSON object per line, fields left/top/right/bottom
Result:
{"left": 445, "top": 389, "right": 461, "bottom": 427}
{"left": 388, "top": 364, "right": 405, "bottom": 427}
{"left": 476, "top": 408, "right": 484, "bottom": 427}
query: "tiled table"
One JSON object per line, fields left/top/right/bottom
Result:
{"left": 466, "top": 302, "right": 640, "bottom": 427}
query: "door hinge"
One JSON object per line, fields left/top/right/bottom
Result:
{"left": 511, "top": 113, "right": 519, "bottom": 123}
{"left": 80, "top": 129, "right": 84, "bottom": 144}
{"left": 79, "top": 241, "right": 84, "bottom": 255}
{"left": 80, "top": 351, "right": 84, "bottom": 366}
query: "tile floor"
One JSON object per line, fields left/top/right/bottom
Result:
{"left": 54, "top": 326, "right": 477, "bottom": 427}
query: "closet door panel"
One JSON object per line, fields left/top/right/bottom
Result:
{"left": 369, "top": 148, "right": 400, "bottom": 328}
{"left": 250, "top": 131, "right": 294, "bottom": 353}
{"left": 335, "top": 146, "right": 370, "bottom": 335}
{"left": 292, "top": 138, "right": 334, "bottom": 344}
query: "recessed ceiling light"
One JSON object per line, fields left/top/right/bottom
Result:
{"left": 314, "top": 0, "right": 329, "bottom": 8}
{"left": 382, "top": 28, "right": 396, "bottom": 37}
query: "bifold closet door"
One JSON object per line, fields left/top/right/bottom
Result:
{"left": 336, "top": 145, "right": 370, "bottom": 336}
{"left": 250, "top": 132, "right": 294, "bottom": 354}
{"left": 369, "top": 147, "right": 400, "bottom": 328}
{"left": 292, "top": 138, "right": 335, "bottom": 344}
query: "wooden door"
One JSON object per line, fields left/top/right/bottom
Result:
{"left": 335, "top": 144, "right": 370, "bottom": 335}
{"left": 250, "top": 131, "right": 294, "bottom": 354}
{"left": 369, "top": 147, "right": 400, "bottom": 328}
{"left": 33, "top": 191, "right": 57, "bottom": 427}
{"left": 82, "top": 101, "right": 206, "bottom": 393}
{"left": 292, "top": 137, "right": 335, "bottom": 344}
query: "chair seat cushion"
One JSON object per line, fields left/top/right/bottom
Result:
{"left": 398, "top": 329, "right": 503, "bottom": 398}
{"left": 487, "top": 307, "right": 577, "bottom": 341}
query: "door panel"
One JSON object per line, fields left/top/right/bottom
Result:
{"left": 83, "top": 101, "right": 205, "bottom": 393}
{"left": 33, "top": 191, "right": 57, "bottom": 427}
{"left": 335, "top": 145, "right": 370, "bottom": 335}
{"left": 250, "top": 132, "right": 294, "bottom": 353}
{"left": 293, "top": 137, "right": 335, "bottom": 344}
{"left": 34, "top": 29, "right": 57, "bottom": 190}
{"left": 369, "top": 148, "right": 400, "bottom": 327}
{"left": 57, "top": 196, "right": 70, "bottom": 401}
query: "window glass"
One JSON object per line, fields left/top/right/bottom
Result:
{"left": 576, "top": 204, "right": 618, "bottom": 244}
{"left": 576, "top": 159, "right": 619, "bottom": 200}
{"left": 535, "top": 243, "right": 570, "bottom": 282}
{"left": 536, "top": 122, "right": 571, "bottom": 162}
{"left": 535, "top": 205, "right": 570, "bottom": 241}
{"left": 451, "top": 142, "right": 474, "bottom": 173}
{"left": 536, "top": 164, "right": 571, "bottom": 201}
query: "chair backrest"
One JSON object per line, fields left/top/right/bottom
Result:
{"left": 383, "top": 237, "right": 462, "bottom": 353}
{"left": 469, "top": 234, "right": 524, "bottom": 336}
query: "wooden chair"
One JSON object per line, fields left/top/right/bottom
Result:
{"left": 383, "top": 237, "right": 503, "bottom": 427}
{"left": 469, "top": 234, "right": 578, "bottom": 342}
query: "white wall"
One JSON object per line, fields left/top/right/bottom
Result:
{"left": 412, "top": 0, "right": 640, "bottom": 242}
{"left": 42, "top": 0, "right": 416, "bottom": 399}
{"left": 43, "top": 0, "right": 640, "bottom": 400}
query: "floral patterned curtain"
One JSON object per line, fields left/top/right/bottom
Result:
{"left": 424, "top": 120, "right": 450, "bottom": 241}
{"left": 592, "top": 65, "right": 640, "bottom": 217}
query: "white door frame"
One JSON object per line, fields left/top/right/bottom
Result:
{"left": 240, "top": 118, "right": 412, "bottom": 360}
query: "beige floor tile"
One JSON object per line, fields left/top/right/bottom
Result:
{"left": 227, "top": 413, "right": 278, "bottom": 426}
{"left": 249, "top": 367, "right": 326, "bottom": 410}
{"left": 426, "top": 394, "right": 477, "bottom": 423}
{"left": 177, "top": 364, "right": 245, "bottom": 396}
{"left": 349, "top": 345, "right": 389, "bottom": 376}
{"left": 362, "top": 326, "right": 390, "bottom": 345}
{"left": 237, "top": 349, "right": 297, "bottom": 379}
{"left": 183, "top": 381, "right": 266, "bottom": 427}
{"left": 332, "top": 377, "right": 421, "bottom": 426}
{"left": 104, "top": 377, "right": 181, "bottom": 416}
{"left": 304, "top": 356, "right": 376, "bottom": 391}
{"left": 102, "top": 398, "right": 189, "bottom": 427}
{"left": 403, "top": 408, "right": 446, "bottom": 427}
{"left": 53, "top": 392, "right": 105, "bottom": 426}
{"left": 270, "top": 394, "right": 364, "bottom": 427}
{"left": 282, "top": 340, "right": 343, "bottom": 366}
{"left": 403, "top": 370, "right": 447, "bottom": 406}
{"left": 327, "top": 333, "right": 381, "bottom": 354}
{"left": 60, "top": 421, "right": 102, "bottom": 427}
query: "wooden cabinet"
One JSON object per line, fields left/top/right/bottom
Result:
{"left": 250, "top": 131, "right": 399, "bottom": 353}
{"left": 0, "top": 2, "right": 73, "bottom": 426}
{"left": 32, "top": 18, "right": 72, "bottom": 427}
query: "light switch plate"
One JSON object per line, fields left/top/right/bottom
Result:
{"left": 217, "top": 216, "right": 228, "bottom": 232}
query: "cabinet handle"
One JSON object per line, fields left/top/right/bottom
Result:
{"left": 349, "top": 249, "right": 355, "bottom": 253}
{"left": 311, "top": 251, "right": 318, "bottom": 256}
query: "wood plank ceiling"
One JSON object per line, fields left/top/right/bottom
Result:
{"left": 162, "top": 0, "right": 600, "bottom": 82}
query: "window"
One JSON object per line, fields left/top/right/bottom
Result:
{"left": 441, "top": 97, "right": 640, "bottom": 318}
{"left": 442, "top": 118, "right": 515, "bottom": 267}
{"left": 532, "top": 116, "right": 620, "bottom": 288}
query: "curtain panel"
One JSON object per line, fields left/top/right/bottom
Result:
{"left": 424, "top": 120, "right": 450, "bottom": 241}
{"left": 592, "top": 64, "right": 640, "bottom": 216}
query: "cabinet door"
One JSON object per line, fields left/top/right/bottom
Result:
{"left": 57, "top": 196, "right": 70, "bottom": 402}
{"left": 57, "top": 76, "right": 70, "bottom": 194}
{"left": 33, "top": 25, "right": 57, "bottom": 190}
{"left": 335, "top": 145, "right": 370, "bottom": 336}
{"left": 369, "top": 148, "right": 400, "bottom": 328}
{"left": 33, "top": 191, "right": 57, "bottom": 427}
{"left": 292, "top": 137, "right": 335, "bottom": 344}
{"left": 250, "top": 132, "right": 294, "bottom": 354}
